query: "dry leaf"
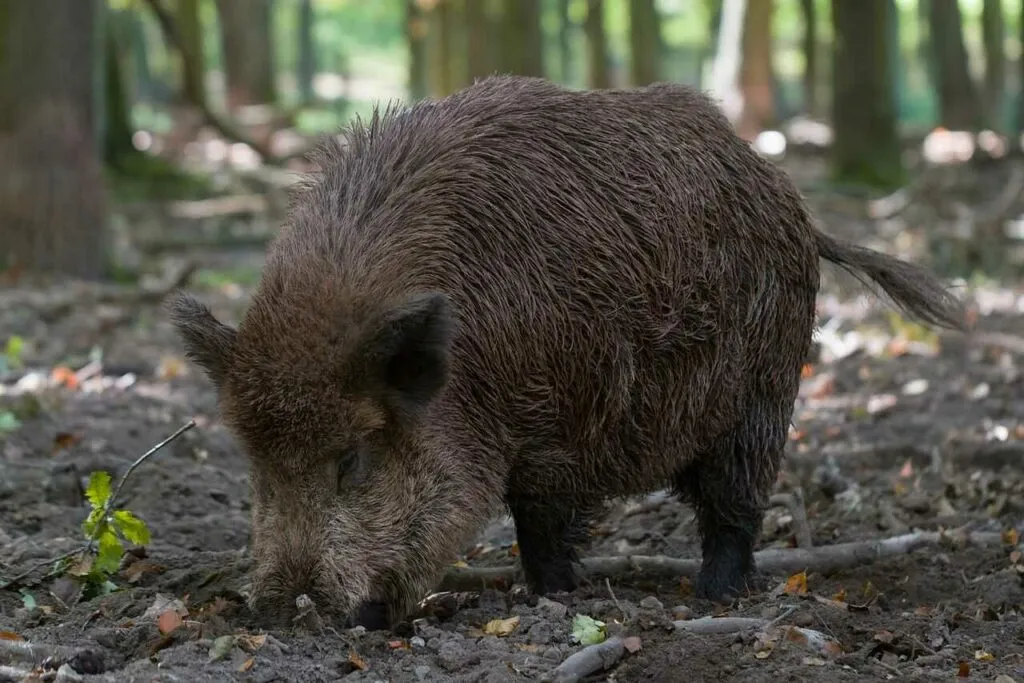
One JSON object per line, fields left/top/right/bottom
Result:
{"left": 348, "top": 649, "right": 368, "bottom": 670}
{"left": 482, "top": 615, "right": 520, "bottom": 637}
{"left": 783, "top": 571, "right": 808, "bottom": 595}
{"left": 1002, "top": 528, "right": 1019, "bottom": 546}
{"left": 874, "top": 630, "right": 896, "bottom": 644}
{"left": 800, "top": 363, "right": 814, "bottom": 379}
{"left": 898, "top": 458, "right": 914, "bottom": 479}
{"left": 451, "top": 560, "right": 469, "bottom": 569}
{"left": 974, "top": 650, "right": 994, "bottom": 661}
{"left": 801, "top": 657, "right": 827, "bottom": 666}
{"left": 121, "top": 560, "right": 164, "bottom": 584}
{"left": 50, "top": 366, "right": 79, "bottom": 390}
{"left": 755, "top": 648, "right": 773, "bottom": 659}
{"left": 622, "top": 636, "right": 642, "bottom": 653}
{"left": 157, "top": 609, "right": 183, "bottom": 635}
{"left": 387, "top": 640, "right": 409, "bottom": 650}
{"left": 239, "top": 657, "right": 255, "bottom": 673}
{"left": 786, "top": 628, "right": 809, "bottom": 646}
{"left": 1010, "top": 550, "right": 1022, "bottom": 564}
{"left": 914, "top": 606, "right": 934, "bottom": 617}
{"left": 508, "top": 542, "right": 520, "bottom": 557}
{"left": 52, "top": 432, "right": 82, "bottom": 454}
{"left": 0, "top": 631, "right": 24, "bottom": 641}
{"left": 832, "top": 588, "right": 847, "bottom": 603}
{"left": 237, "top": 634, "right": 267, "bottom": 652}
{"left": 957, "top": 661, "right": 970, "bottom": 678}
{"left": 157, "top": 356, "right": 186, "bottom": 381}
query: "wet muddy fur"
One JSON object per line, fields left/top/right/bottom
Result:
{"left": 168, "top": 75, "right": 965, "bottom": 627}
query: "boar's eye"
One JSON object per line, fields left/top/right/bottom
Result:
{"left": 335, "top": 445, "right": 361, "bottom": 492}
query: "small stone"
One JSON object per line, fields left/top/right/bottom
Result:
{"left": 671, "top": 605, "right": 692, "bottom": 621}
{"left": 899, "top": 492, "right": 932, "bottom": 514}
{"left": 993, "top": 676, "right": 1016, "bottom": 683}
{"left": 527, "top": 621, "right": 553, "bottom": 645}
{"left": 54, "top": 664, "right": 84, "bottom": 683}
{"left": 410, "top": 636, "right": 426, "bottom": 648}
{"left": 793, "top": 612, "right": 814, "bottom": 628}
{"left": 542, "top": 647, "right": 563, "bottom": 662}
{"left": 535, "top": 597, "right": 568, "bottom": 619}
{"left": 639, "top": 596, "right": 663, "bottom": 611}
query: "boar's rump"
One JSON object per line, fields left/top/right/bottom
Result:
{"left": 167, "top": 75, "right": 964, "bottom": 628}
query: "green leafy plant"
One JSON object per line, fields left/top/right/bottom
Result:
{"left": 0, "top": 335, "right": 25, "bottom": 374}
{"left": 66, "top": 471, "right": 152, "bottom": 595}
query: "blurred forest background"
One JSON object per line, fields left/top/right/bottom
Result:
{"left": 2, "top": 0, "right": 1024, "bottom": 284}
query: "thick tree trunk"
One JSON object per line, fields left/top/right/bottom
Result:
{"left": 629, "top": 0, "right": 661, "bottom": 85}
{"left": 406, "top": 0, "right": 429, "bottom": 100}
{"left": 799, "top": 0, "right": 817, "bottom": 116}
{"left": 0, "top": 0, "right": 108, "bottom": 278}
{"left": 104, "top": 16, "right": 137, "bottom": 170}
{"left": 557, "top": 0, "right": 573, "bottom": 83}
{"left": 737, "top": 0, "right": 774, "bottom": 140}
{"left": 981, "top": 0, "right": 1005, "bottom": 131}
{"left": 502, "top": 0, "right": 544, "bottom": 77}
{"left": 297, "top": 0, "right": 315, "bottom": 104}
{"left": 214, "top": 0, "right": 276, "bottom": 109}
{"left": 928, "top": 0, "right": 981, "bottom": 130}
{"left": 176, "top": 0, "right": 206, "bottom": 108}
{"left": 426, "top": 0, "right": 456, "bottom": 97}
{"left": 830, "top": 0, "right": 902, "bottom": 188}
{"left": 585, "top": 0, "right": 610, "bottom": 89}
{"left": 465, "top": 0, "right": 497, "bottom": 83}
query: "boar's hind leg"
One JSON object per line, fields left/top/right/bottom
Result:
{"left": 508, "top": 498, "right": 589, "bottom": 595}
{"left": 676, "top": 412, "right": 786, "bottom": 602}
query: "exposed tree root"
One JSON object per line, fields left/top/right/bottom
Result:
{"left": 440, "top": 529, "right": 1008, "bottom": 593}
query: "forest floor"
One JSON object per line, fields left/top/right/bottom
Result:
{"left": 1, "top": 157, "right": 1023, "bottom": 682}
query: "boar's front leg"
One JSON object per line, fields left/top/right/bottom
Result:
{"left": 508, "top": 497, "right": 590, "bottom": 595}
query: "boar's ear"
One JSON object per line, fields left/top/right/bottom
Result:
{"left": 358, "top": 292, "right": 454, "bottom": 418}
{"left": 165, "top": 292, "right": 238, "bottom": 389}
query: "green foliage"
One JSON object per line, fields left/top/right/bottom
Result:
{"left": 570, "top": 613, "right": 607, "bottom": 645}
{"left": 0, "top": 411, "right": 20, "bottom": 433}
{"left": 72, "top": 470, "right": 152, "bottom": 594}
{"left": 0, "top": 335, "right": 24, "bottom": 373}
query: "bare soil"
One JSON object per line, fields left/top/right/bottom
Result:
{"left": 1, "top": 184, "right": 1023, "bottom": 682}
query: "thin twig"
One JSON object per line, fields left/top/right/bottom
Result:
{"left": 0, "top": 419, "right": 196, "bottom": 591}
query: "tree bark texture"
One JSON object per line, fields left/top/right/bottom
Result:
{"left": 215, "top": 0, "right": 276, "bottom": 109}
{"left": 830, "top": 0, "right": 903, "bottom": 188}
{"left": 585, "top": 0, "right": 610, "bottom": 89}
{"left": 981, "top": 0, "right": 1005, "bottom": 131}
{"left": 737, "top": 0, "right": 774, "bottom": 140}
{"left": 629, "top": 0, "right": 661, "bottom": 85}
{"left": 928, "top": 0, "right": 981, "bottom": 130}
{"left": 0, "top": 0, "right": 108, "bottom": 279}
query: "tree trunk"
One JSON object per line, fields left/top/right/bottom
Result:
{"left": 176, "top": 0, "right": 206, "bottom": 108}
{"left": 406, "top": 0, "right": 428, "bottom": 100}
{"left": 426, "top": 0, "right": 455, "bottom": 97}
{"left": 105, "top": 14, "right": 137, "bottom": 170}
{"left": 799, "top": 0, "right": 817, "bottom": 116}
{"left": 629, "top": 0, "right": 661, "bottom": 85}
{"left": 214, "top": 0, "right": 276, "bottom": 109}
{"left": 981, "top": 0, "right": 1005, "bottom": 131}
{"left": 928, "top": 0, "right": 980, "bottom": 130}
{"left": 465, "top": 0, "right": 497, "bottom": 82}
{"left": 830, "top": 0, "right": 902, "bottom": 188}
{"left": 557, "top": 0, "right": 573, "bottom": 83}
{"left": 0, "top": 0, "right": 108, "bottom": 279}
{"left": 585, "top": 0, "right": 610, "bottom": 88}
{"left": 736, "top": 0, "right": 774, "bottom": 140}
{"left": 297, "top": 0, "right": 315, "bottom": 104}
{"left": 502, "top": 0, "right": 544, "bottom": 77}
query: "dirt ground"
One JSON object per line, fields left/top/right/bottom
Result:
{"left": 2, "top": 171, "right": 1023, "bottom": 682}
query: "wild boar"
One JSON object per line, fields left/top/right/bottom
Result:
{"left": 167, "top": 75, "right": 964, "bottom": 629}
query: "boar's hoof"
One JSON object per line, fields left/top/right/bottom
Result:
{"left": 351, "top": 600, "right": 392, "bottom": 631}
{"left": 694, "top": 566, "right": 765, "bottom": 603}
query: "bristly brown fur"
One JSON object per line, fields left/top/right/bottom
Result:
{"left": 166, "top": 75, "right": 965, "bottom": 628}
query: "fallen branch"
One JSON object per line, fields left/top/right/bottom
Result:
{"left": 675, "top": 616, "right": 841, "bottom": 657}
{"left": 439, "top": 529, "right": 1008, "bottom": 593}
{"left": 0, "top": 420, "right": 196, "bottom": 590}
{"left": 0, "top": 666, "right": 31, "bottom": 683}
{"left": 541, "top": 636, "right": 625, "bottom": 683}
{"left": 0, "top": 638, "right": 78, "bottom": 666}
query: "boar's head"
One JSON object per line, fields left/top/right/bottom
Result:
{"left": 167, "top": 284, "right": 482, "bottom": 628}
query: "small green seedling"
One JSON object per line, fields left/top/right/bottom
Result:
{"left": 66, "top": 471, "right": 151, "bottom": 595}
{"left": 570, "top": 613, "right": 607, "bottom": 645}
{"left": 1, "top": 335, "right": 25, "bottom": 373}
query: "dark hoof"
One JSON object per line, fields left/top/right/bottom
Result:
{"left": 351, "top": 600, "right": 392, "bottom": 631}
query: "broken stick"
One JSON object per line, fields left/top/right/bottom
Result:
{"left": 439, "top": 528, "right": 1010, "bottom": 593}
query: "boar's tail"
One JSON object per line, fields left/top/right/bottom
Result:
{"left": 814, "top": 229, "right": 966, "bottom": 331}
